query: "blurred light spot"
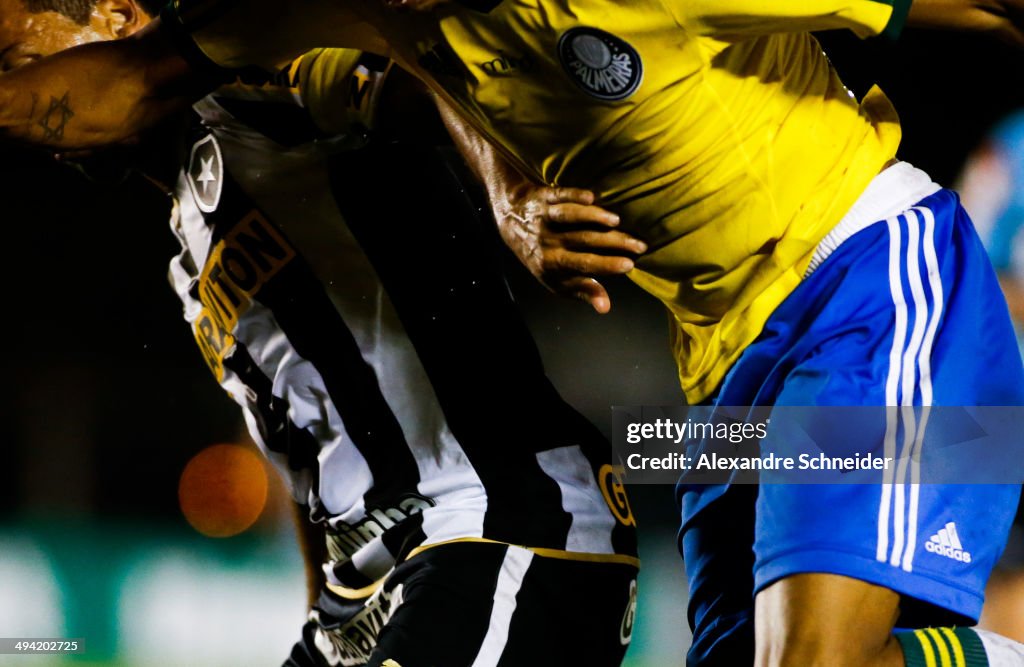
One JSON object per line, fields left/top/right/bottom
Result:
{"left": 179, "top": 444, "right": 268, "bottom": 538}
{"left": 0, "top": 537, "right": 63, "bottom": 636}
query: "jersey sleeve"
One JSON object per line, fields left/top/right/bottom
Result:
{"left": 295, "top": 49, "right": 393, "bottom": 136}
{"left": 663, "top": 0, "right": 912, "bottom": 40}
{"left": 159, "top": 0, "right": 375, "bottom": 72}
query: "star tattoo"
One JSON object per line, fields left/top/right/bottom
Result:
{"left": 37, "top": 92, "right": 74, "bottom": 142}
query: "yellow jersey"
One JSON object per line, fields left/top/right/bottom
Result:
{"left": 167, "top": 0, "right": 909, "bottom": 402}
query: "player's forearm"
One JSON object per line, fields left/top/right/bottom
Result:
{"left": 436, "top": 94, "right": 643, "bottom": 314}
{"left": 435, "top": 94, "right": 530, "bottom": 206}
{"left": 908, "top": 0, "right": 1024, "bottom": 46}
{"left": 0, "top": 21, "right": 200, "bottom": 150}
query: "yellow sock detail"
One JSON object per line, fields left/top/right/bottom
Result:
{"left": 917, "top": 629, "right": 939, "bottom": 667}
{"left": 940, "top": 627, "right": 967, "bottom": 667}
{"left": 926, "top": 628, "right": 953, "bottom": 667}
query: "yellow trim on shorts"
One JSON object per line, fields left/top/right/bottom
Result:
{"left": 404, "top": 537, "right": 641, "bottom": 568}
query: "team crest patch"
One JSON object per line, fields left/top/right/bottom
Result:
{"left": 558, "top": 27, "right": 643, "bottom": 101}
{"left": 186, "top": 134, "right": 224, "bottom": 213}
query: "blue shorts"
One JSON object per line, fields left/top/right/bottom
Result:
{"left": 677, "top": 188, "right": 1024, "bottom": 666}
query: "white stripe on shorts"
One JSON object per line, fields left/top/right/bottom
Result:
{"left": 877, "top": 215, "right": 908, "bottom": 563}
{"left": 901, "top": 206, "right": 944, "bottom": 572}
{"left": 471, "top": 546, "right": 535, "bottom": 667}
{"left": 890, "top": 208, "right": 930, "bottom": 567}
{"left": 876, "top": 207, "right": 943, "bottom": 570}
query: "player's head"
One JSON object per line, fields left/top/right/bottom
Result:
{"left": 0, "top": 0, "right": 159, "bottom": 71}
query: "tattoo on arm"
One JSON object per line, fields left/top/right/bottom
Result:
{"left": 36, "top": 92, "right": 74, "bottom": 142}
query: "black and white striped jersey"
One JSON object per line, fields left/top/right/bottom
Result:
{"left": 168, "top": 49, "right": 637, "bottom": 591}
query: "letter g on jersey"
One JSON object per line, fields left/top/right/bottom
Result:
{"left": 599, "top": 464, "right": 636, "bottom": 527}
{"left": 558, "top": 27, "right": 643, "bottom": 101}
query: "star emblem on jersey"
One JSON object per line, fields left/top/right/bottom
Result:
{"left": 197, "top": 157, "right": 216, "bottom": 194}
{"left": 925, "top": 521, "right": 972, "bottom": 563}
{"left": 186, "top": 134, "right": 224, "bottom": 213}
{"left": 558, "top": 27, "right": 643, "bottom": 102}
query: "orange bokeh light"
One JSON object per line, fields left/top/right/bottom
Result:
{"left": 178, "top": 444, "right": 269, "bottom": 538}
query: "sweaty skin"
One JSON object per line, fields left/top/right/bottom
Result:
{"left": 0, "top": 0, "right": 130, "bottom": 71}
{"left": 0, "top": 0, "right": 637, "bottom": 616}
{"left": 0, "top": 1, "right": 641, "bottom": 311}
{"left": 0, "top": 0, "right": 1022, "bottom": 146}
{"left": 376, "top": 1, "right": 1024, "bottom": 665}
{"left": 0, "top": 0, "right": 154, "bottom": 144}
{"left": 436, "top": 96, "right": 646, "bottom": 312}
{"left": 0, "top": 0, "right": 1018, "bottom": 309}
{"left": 0, "top": 1, "right": 1022, "bottom": 665}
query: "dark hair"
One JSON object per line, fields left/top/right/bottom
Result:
{"left": 24, "top": 0, "right": 163, "bottom": 24}
{"left": 24, "top": 0, "right": 97, "bottom": 25}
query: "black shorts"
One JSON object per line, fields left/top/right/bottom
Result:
{"left": 285, "top": 541, "right": 639, "bottom": 667}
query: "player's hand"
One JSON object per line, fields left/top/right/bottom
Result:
{"left": 495, "top": 185, "right": 647, "bottom": 314}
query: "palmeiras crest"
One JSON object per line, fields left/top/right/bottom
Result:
{"left": 558, "top": 27, "right": 643, "bottom": 102}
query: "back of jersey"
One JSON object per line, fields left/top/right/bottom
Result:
{"left": 167, "top": 49, "right": 637, "bottom": 592}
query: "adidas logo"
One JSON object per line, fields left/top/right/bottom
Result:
{"left": 924, "top": 522, "right": 972, "bottom": 563}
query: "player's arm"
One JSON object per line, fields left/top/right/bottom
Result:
{"left": 0, "top": 0, "right": 388, "bottom": 151}
{"left": 659, "top": 0, "right": 1024, "bottom": 45}
{"left": 660, "top": 0, "right": 913, "bottom": 40}
{"left": 171, "top": 0, "right": 391, "bottom": 70}
{"left": 0, "top": 19, "right": 202, "bottom": 149}
{"left": 906, "top": 0, "right": 1024, "bottom": 46}
{"left": 436, "top": 98, "right": 646, "bottom": 314}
